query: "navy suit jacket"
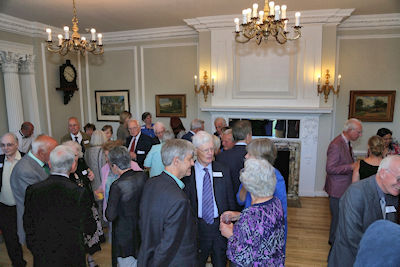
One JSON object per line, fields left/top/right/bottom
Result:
{"left": 182, "top": 161, "right": 236, "bottom": 221}
{"left": 125, "top": 134, "right": 153, "bottom": 169}
{"left": 181, "top": 131, "right": 194, "bottom": 142}
{"left": 215, "top": 144, "right": 247, "bottom": 201}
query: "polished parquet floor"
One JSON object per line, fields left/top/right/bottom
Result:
{"left": 0, "top": 197, "right": 330, "bottom": 267}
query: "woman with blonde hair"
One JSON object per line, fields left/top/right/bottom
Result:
{"left": 352, "top": 135, "right": 384, "bottom": 183}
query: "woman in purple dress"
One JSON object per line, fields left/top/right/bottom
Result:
{"left": 220, "top": 158, "right": 285, "bottom": 266}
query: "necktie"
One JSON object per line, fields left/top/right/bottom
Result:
{"left": 129, "top": 137, "right": 136, "bottom": 152}
{"left": 202, "top": 167, "right": 214, "bottom": 224}
{"left": 43, "top": 163, "right": 50, "bottom": 175}
{"left": 74, "top": 136, "right": 79, "bottom": 143}
{"left": 380, "top": 197, "right": 386, "bottom": 219}
{"left": 348, "top": 142, "right": 354, "bottom": 162}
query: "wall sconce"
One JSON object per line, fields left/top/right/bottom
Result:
{"left": 317, "top": 69, "right": 341, "bottom": 103}
{"left": 194, "top": 71, "right": 214, "bottom": 102}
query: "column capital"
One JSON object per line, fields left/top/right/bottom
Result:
{"left": 19, "top": 54, "right": 36, "bottom": 74}
{"left": 0, "top": 51, "right": 22, "bottom": 73}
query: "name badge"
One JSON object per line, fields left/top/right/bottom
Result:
{"left": 82, "top": 170, "right": 88, "bottom": 175}
{"left": 137, "top": 150, "right": 145, "bottom": 155}
{"left": 84, "top": 140, "right": 89, "bottom": 144}
{"left": 386, "top": 206, "right": 396, "bottom": 213}
{"left": 0, "top": 163, "right": 3, "bottom": 168}
{"left": 213, "top": 172, "right": 223, "bottom": 177}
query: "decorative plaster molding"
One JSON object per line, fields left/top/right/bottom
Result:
{"left": 201, "top": 106, "right": 332, "bottom": 114}
{"left": 104, "top": 26, "right": 198, "bottom": 44}
{"left": 0, "top": 51, "right": 22, "bottom": 73}
{"left": 184, "top": 9, "right": 355, "bottom": 31}
{"left": 0, "top": 13, "right": 56, "bottom": 37}
{"left": 0, "top": 40, "right": 33, "bottom": 55}
{"left": 301, "top": 117, "right": 319, "bottom": 147}
{"left": 339, "top": 13, "right": 400, "bottom": 30}
{"left": 19, "top": 55, "right": 36, "bottom": 74}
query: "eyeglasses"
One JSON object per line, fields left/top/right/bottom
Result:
{"left": 0, "top": 143, "right": 16, "bottom": 148}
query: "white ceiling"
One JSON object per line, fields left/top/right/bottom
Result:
{"left": 1, "top": 0, "right": 400, "bottom": 33}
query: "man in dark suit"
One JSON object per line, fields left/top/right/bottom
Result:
{"left": 24, "top": 145, "right": 96, "bottom": 267}
{"left": 138, "top": 139, "right": 197, "bottom": 267}
{"left": 125, "top": 119, "right": 153, "bottom": 169}
{"left": 0, "top": 133, "right": 26, "bottom": 267}
{"left": 183, "top": 131, "right": 236, "bottom": 267}
{"left": 60, "top": 117, "right": 91, "bottom": 153}
{"left": 181, "top": 118, "right": 204, "bottom": 142}
{"left": 216, "top": 120, "right": 252, "bottom": 209}
{"left": 10, "top": 135, "right": 58, "bottom": 245}
{"left": 324, "top": 118, "right": 362, "bottom": 246}
{"left": 106, "top": 146, "right": 147, "bottom": 267}
{"left": 328, "top": 155, "right": 400, "bottom": 267}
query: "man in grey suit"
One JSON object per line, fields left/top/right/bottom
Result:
{"left": 10, "top": 135, "right": 58, "bottom": 245}
{"left": 324, "top": 118, "right": 362, "bottom": 245}
{"left": 328, "top": 155, "right": 400, "bottom": 267}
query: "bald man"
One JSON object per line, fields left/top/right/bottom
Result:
{"left": 60, "top": 117, "right": 91, "bottom": 153}
{"left": 10, "top": 135, "right": 58, "bottom": 245}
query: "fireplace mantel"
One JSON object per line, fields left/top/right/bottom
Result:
{"left": 201, "top": 106, "right": 332, "bottom": 114}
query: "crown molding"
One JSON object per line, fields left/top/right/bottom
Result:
{"left": 184, "top": 9, "right": 355, "bottom": 31}
{"left": 0, "top": 40, "right": 33, "bottom": 54}
{"left": 104, "top": 26, "right": 198, "bottom": 44}
{"left": 0, "top": 13, "right": 57, "bottom": 38}
{"left": 339, "top": 13, "right": 400, "bottom": 30}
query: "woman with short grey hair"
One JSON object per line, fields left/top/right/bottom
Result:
{"left": 220, "top": 158, "right": 285, "bottom": 266}
{"left": 237, "top": 138, "right": 288, "bottom": 256}
{"left": 144, "top": 130, "right": 175, "bottom": 177}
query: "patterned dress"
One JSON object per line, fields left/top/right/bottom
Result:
{"left": 227, "top": 197, "right": 285, "bottom": 266}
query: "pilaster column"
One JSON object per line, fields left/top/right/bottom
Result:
{"left": 0, "top": 51, "right": 24, "bottom": 132}
{"left": 19, "top": 55, "right": 42, "bottom": 134}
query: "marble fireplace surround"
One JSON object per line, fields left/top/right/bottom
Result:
{"left": 202, "top": 106, "right": 332, "bottom": 207}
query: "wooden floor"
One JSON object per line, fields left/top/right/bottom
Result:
{"left": 0, "top": 197, "right": 330, "bottom": 267}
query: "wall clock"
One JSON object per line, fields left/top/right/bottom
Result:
{"left": 56, "top": 59, "right": 79, "bottom": 104}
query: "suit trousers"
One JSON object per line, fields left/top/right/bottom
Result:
{"left": 197, "top": 218, "right": 227, "bottom": 267}
{"left": 0, "top": 202, "right": 26, "bottom": 267}
{"left": 329, "top": 197, "right": 340, "bottom": 245}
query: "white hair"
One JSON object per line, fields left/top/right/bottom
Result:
{"left": 214, "top": 117, "right": 227, "bottom": 126}
{"left": 162, "top": 130, "right": 175, "bottom": 142}
{"left": 378, "top": 155, "right": 400, "bottom": 173}
{"left": 49, "top": 145, "right": 76, "bottom": 174}
{"left": 190, "top": 119, "right": 204, "bottom": 130}
{"left": 90, "top": 130, "right": 106, "bottom": 146}
{"left": 161, "top": 139, "right": 194, "bottom": 166}
{"left": 154, "top": 121, "right": 166, "bottom": 132}
{"left": 343, "top": 118, "right": 362, "bottom": 131}
{"left": 1, "top": 132, "right": 18, "bottom": 144}
{"left": 192, "top": 131, "right": 213, "bottom": 149}
{"left": 62, "top": 140, "right": 83, "bottom": 158}
{"left": 240, "top": 158, "right": 276, "bottom": 198}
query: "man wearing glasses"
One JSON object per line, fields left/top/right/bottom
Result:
{"left": 328, "top": 155, "right": 400, "bottom": 266}
{"left": 324, "top": 118, "right": 362, "bottom": 247}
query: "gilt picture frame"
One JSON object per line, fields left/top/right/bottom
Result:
{"left": 348, "top": 90, "right": 396, "bottom": 122}
{"left": 95, "top": 90, "right": 130, "bottom": 121}
{"left": 155, "top": 94, "right": 186, "bottom": 117}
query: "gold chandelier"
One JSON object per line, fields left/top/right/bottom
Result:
{"left": 234, "top": 0, "right": 301, "bottom": 45}
{"left": 45, "top": 0, "right": 104, "bottom": 56}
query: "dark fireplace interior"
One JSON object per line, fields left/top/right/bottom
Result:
{"left": 274, "top": 150, "right": 290, "bottom": 192}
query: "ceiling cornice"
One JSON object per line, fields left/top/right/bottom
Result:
{"left": 184, "top": 9, "right": 355, "bottom": 31}
{"left": 339, "top": 13, "right": 400, "bottom": 30}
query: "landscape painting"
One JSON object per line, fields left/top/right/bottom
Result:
{"left": 349, "top": 90, "right": 396, "bottom": 122}
{"left": 95, "top": 90, "right": 130, "bottom": 121}
{"left": 156, "top": 94, "right": 186, "bottom": 117}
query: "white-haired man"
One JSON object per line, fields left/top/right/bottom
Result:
{"left": 0, "top": 133, "right": 26, "bottom": 266}
{"left": 182, "top": 118, "right": 204, "bottom": 142}
{"left": 213, "top": 117, "right": 227, "bottom": 138}
{"left": 153, "top": 121, "right": 166, "bottom": 144}
{"left": 60, "top": 117, "right": 91, "bottom": 153}
{"left": 182, "top": 131, "right": 236, "bottom": 267}
{"left": 138, "top": 139, "right": 197, "bottom": 266}
{"left": 24, "top": 145, "right": 95, "bottom": 266}
{"left": 324, "top": 118, "right": 362, "bottom": 246}
{"left": 328, "top": 155, "right": 400, "bottom": 267}
{"left": 10, "top": 135, "right": 58, "bottom": 245}
{"left": 125, "top": 119, "right": 154, "bottom": 169}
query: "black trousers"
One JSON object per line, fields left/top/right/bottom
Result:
{"left": 328, "top": 197, "right": 340, "bottom": 245}
{"left": 197, "top": 218, "right": 227, "bottom": 267}
{"left": 0, "top": 202, "right": 26, "bottom": 267}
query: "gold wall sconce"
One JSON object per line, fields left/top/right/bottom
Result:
{"left": 194, "top": 71, "right": 215, "bottom": 102}
{"left": 317, "top": 69, "right": 341, "bottom": 103}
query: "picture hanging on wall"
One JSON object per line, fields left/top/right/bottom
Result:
{"left": 155, "top": 94, "right": 186, "bottom": 117}
{"left": 348, "top": 90, "right": 396, "bottom": 122}
{"left": 95, "top": 90, "right": 130, "bottom": 121}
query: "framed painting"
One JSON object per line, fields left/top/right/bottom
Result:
{"left": 348, "top": 90, "right": 396, "bottom": 122}
{"left": 155, "top": 94, "right": 186, "bottom": 117}
{"left": 95, "top": 90, "right": 130, "bottom": 121}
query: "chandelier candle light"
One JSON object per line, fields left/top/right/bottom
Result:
{"left": 45, "top": 0, "right": 104, "bottom": 56}
{"left": 234, "top": 0, "right": 301, "bottom": 45}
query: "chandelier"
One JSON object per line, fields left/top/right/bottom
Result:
{"left": 234, "top": 1, "right": 301, "bottom": 45}
{"left": 45, "top": 0, "right": 104, "bottom": 56}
